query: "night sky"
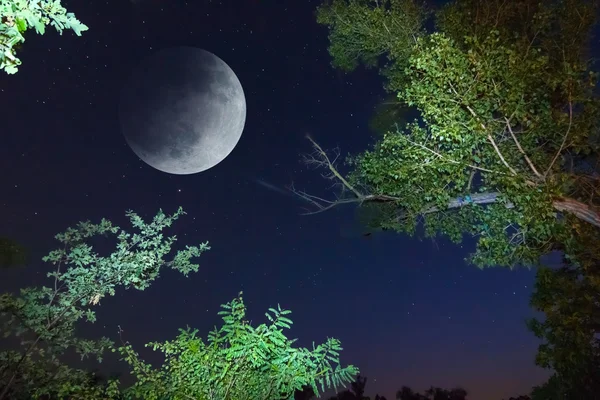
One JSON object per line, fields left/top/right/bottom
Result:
{"left": 0, "top": 0, "right": 552, "bottom": 399}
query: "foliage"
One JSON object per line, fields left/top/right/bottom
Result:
{"left": 311, "top": 0, "right": 600, "bottom": 396}
{"left": 0, "top": 0, "right": 88, "bottom": 74}
{"left": 0, "top": 207, "right": 210, "bottom": 399}
{"left": 0, "top": 208, "right": 356, "bottom": 399}
{"left": 117, "top": 292, "right": 358, "bottom": 400}
{"left": 527, "top": 236, "right": 600, "bottom": 397}
{"left": 317, "top": 0, "right": 600, "bottom": 268}
{"left": 316, "top": 0, "right": 430, "bottom": 92}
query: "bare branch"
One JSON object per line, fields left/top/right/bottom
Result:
{"left": 287, "top": 182, "right": 400, "bottom": 215}
{"left": 293, "top": 132, "right": 600, "bottom": 230}
{"left": 293, "top": 137, "right": 514, "bottom": 217}
{"left": 303, "top": 134, "right": 364, "bottom": 198}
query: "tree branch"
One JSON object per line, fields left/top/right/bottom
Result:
{"left": 288, "top": 182, "right": 401, "bottom": 215}
{"left": 293, "top": 138, "right": 600, "bottom": 230}
{"left": 504, "top": 116, "right": 543, "bottom": 179}
{"left": 463, "top": 104, "right": 519, "bottom": 176}
{"left": 303, "top": 134, "right": 363, "bottom": 198}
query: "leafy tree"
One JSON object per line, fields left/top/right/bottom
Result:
{"left": 0, "top": 207, "right": 209, "bottom": 399}
{"left": 117, "top": 293, "right": 358, "bottom": 400}
{"left": 527, "top": 252, "right": 600, "bottom": 397}
{"left": 0, "top": 0, "right": 88, "bottom": 74}
{"left": 293, "top": 0, "right": 600, "bottom": 397}
{"left": 0, "top": 207, "right": 358, "bottom": 399}
{"left": 307, "top": 0, "right": 600, "bottom": 267}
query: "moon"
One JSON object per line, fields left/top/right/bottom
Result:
{"left": 118, "top": 47, "right": 246, "bottom": 175}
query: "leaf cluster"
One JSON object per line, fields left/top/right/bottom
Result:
{"left": 0, "top": 207, "right": 209, "bottom": 398}
{"left": 0, "top": 0, "right": 88, "bottom": 74}
{"left": 319, "top": 0, "right": 600, "bottom": 269}
{"left": 118, "top": 293, "right": 358, "bottom": 400}
{"left": 314, "top": 0, "right": 600, "bottom": 396}
{"left": 316, "top": 0, "right": 430, "bottom": 91}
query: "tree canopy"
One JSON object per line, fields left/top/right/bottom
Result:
{"left": 0, "top": 208, "right": 357, "bottom": 399}
{"left": 297, "top": 0, "right": 600, "bottom": 397}
{"left": 119, "top": 294, "right": 357, "bottom": 400}
{"left": 308, "top": 0, "right": 600, "bottom": 268}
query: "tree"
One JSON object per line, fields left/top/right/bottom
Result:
{"left": 395, "top": 385, "right": 467, "bottom": 400}
{"left": 527, "top": 251, "right": 600, "bottom": 397}
{"left": 118, "top": 293, "right": 358, "bottom": 400}
{"left": 0, "top": 0, "right": 88, "bottom": 74}
{"left": 396, "top": 386, "right": 427, "bottom": 400}
{"left": 0, "top": 207, "right": 210, "bottom": 399}
{"left": 328, "top": 374, "right": 369, "bottom": 400}
{"left": 0, "top": 208, "right": 358, "bottom": 399}
{"left": 305, "top": 0, "right": 600, "bottom": 266}
{"left": 296, "top": 0, "right": 600, "bottom": 396}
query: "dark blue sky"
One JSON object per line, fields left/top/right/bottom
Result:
{"left": 0, "top": 0, "right": 550, "bottom": 398}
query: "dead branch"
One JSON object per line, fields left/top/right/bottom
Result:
{"left": 291, "top": 136, "right": 511, "bottom": 216}
{"left": 292, "top": 137, "right": 600, "bottom": 229}
{"left": 303, "top": 134, "right": 364, "bottom": 198}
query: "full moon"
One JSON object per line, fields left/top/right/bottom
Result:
{"left": 118, "top": 47, "right": 246, "bottom": 175}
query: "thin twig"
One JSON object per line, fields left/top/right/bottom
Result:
{"left": 305, "top": 134, "right": 364, "bottom": 198}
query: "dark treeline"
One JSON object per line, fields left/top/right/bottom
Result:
{"left": 293, "top": 375, "right": 532, "bottom": 400}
